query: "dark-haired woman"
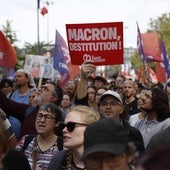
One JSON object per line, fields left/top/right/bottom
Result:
{"left": 16, "top": 103, "right": 63, "bottom": 170}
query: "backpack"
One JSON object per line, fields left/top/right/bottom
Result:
{"left": 21, "top": 134, "right": 63, "bottom": 152}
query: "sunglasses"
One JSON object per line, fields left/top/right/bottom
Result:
{"left": 61, "top": 122, "right": 88, "bottom": 132}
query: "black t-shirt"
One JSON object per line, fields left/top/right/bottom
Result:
{"left": 121, "top": 118, "right": 145, "bottom": 155}
{"left": 2, "top": 149, "right": 31, "bottom": 170}
{"left": 125, "top": 98, "right": 141, "bottom": 116}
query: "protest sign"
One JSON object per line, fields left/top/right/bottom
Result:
{"left": 66, "top": 22, "right": 123, "bottom": 66}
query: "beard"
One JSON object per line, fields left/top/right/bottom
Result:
{"left": 15, "top": 83, "right": 22, "bottom": 88}
{"left": 34, "top": 96, "right": 42, "bottom": 106}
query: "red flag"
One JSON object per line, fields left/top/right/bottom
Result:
{"left": 41, "top": 7, "right": 48, "bottom": 16}
{"left": 0, "top": 31, "right": 17, "bottom": 69}
{"left": 138, "top": 66, "right": 158, "bottom": 85}
{"left": 155, "top": 62, "right": 166, "bottom": 83}
{"left": 141, "top": 32, "right": 163, "bottom": 62}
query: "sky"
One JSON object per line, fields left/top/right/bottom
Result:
{"left": 1, "top": 0, "right": 170, "bottom": 48}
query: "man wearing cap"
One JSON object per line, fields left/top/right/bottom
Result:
{"left": 82, "top": 118, "right": 136, "bottom": 170}
{"left": 7, "top": 69, "right": 36, "bottom": 140}
{"left": 98, "top": 90, "right": 145, "bottom": 155}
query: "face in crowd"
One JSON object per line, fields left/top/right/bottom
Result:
{"left": 35, "top": 103, "right": 62, "bottom": 136}
{"left": 99, "top": 95, "right": 124, "bottom": 122}
{"left": 61, "top": 106, "right": 99, "bottom": 150}
{"left": 34, "top": 83, "right": 58, "bottom": 106}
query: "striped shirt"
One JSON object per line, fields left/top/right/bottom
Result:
{"left": 16, "top": 135, "right": 61, "bottom": 170}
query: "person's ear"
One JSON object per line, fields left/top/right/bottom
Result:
{"left": 51, "top": 96, "right": 58, "bottom": 103}
{"left": 119, "top": 105, "right": 124, "bottom": 115}
{"left": 55, "top": 121, "right": 60, "bottom": 127}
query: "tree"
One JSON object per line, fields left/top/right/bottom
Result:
{"left": 2, "top": 20, "right": 18, "bottom": 45}
{"left": 148, "top": 13, "right": 170, "bottom": 55}
{"left": 1, "top": 20, "right": 53, "bottom": 71}
{"left": 131, "top": 51, "right": 143, "bottom": 70}
{"left": 1, "top": 20, "right": 21, "bottom": 70}
{"left": 23, "top": 41, "right": 53, "bottom": 55}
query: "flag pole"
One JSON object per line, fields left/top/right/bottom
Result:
{"left": 37, "top": 0, "right": 40, "bottom": 54}
{"left": 136, "top": 21, "right": 151, "bottom": 87}
{"left": 46, "top": 1, "right": 50, "bottom": 43}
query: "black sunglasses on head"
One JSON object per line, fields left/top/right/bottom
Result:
{"left": 61, "top": 122, "right": 88, "bottom": 132}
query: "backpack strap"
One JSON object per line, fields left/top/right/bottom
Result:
{"left": 8, "top": 91, "right": 15, "bottom": 99}
{"left": 21, "top": 134, "right": 35, "bottom": 152}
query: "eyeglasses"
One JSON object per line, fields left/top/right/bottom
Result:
{"left": 61, "top": 122, "right": 88, "bottom": 132}
{"left": 36, "top": 113, "right": 55, "bottom": 122}
{"left": 38, "top": 86, "right": 50, "bottom": 92}
{"left": 86, "top": 154, "right": 125, "bottom": 169}
{"left": 100, "top": 101, "right": 121, "bottom": 107}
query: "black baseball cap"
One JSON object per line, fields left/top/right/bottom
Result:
{"left": 82, "top": 118, "right": 129, "bottom": 159}
{"left": 94, "top": 76, "right": 107, "bottom": 84}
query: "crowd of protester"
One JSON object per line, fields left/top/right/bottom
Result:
{"left": 0, "top": 61, "right": 170, "bottom": 170}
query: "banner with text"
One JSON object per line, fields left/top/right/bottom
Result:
{"left": 66, "top": 22, "right": 123, "bottom": 66}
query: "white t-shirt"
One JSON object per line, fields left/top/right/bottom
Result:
{"left": 129, "top": 113, "right": 141, "bottom": 127}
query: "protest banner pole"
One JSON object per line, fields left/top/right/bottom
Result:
{"left": 38, "top": 77, "right": 43, "bottom": 88}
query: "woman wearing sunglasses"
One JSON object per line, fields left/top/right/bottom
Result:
{"left": 48, "top": 105, "right": 100, "bottom": 170}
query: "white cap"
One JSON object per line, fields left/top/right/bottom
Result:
{"left": 99, "top": 90, "right": 123, "bottom": 104}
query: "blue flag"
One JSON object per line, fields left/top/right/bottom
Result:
{"left": 160, "top": 39, "right": 170, "bottom": 79}
{"left": 53, "top": 30, "right": 70, "bottom": 87}
{"left": 137, "top": 22, "right": 146, "bottom": 62}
